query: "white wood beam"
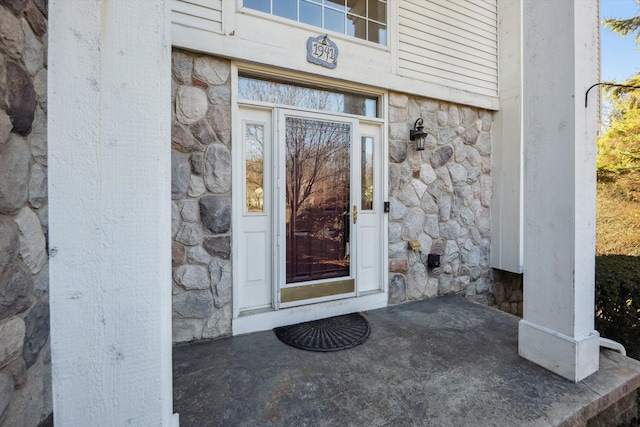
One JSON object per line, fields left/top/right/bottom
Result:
{"left": 48, "top": 0, "right": 177, "bottom": 423}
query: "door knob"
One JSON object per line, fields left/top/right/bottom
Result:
{"left": 353, "top": 205, "right": 358, "bottom": 224}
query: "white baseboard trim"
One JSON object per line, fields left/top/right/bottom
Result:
{"left": 519, "top": 319, "right": 600, "bottom": 382}
{"left": 232, "top": 292, "right": 388, "bottom": 336}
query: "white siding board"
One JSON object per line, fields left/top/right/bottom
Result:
{"left": 399, "top": 27, "right": 497, "bottom": 67}
{"left": 403, "top": 14, "right": 496, "bottom": 48}
{"left": 398, "top": 0, "right": 498, "bottom": 97}
{"left": 403, "top": 54, "right": 497, "bottom": 92}
{"left": 171, "top": 0, "right": 222, "bottom": 33}
{"left": 405, "top": 0, "right": 497, "bottom": 41}
{"left": 465, "top": 0, "right": 496, "bottom": 12}
{"left": 399, "top": 67, "right": 498, "bottom": 97}
{"left": 399, "top": 61, "right": 497, "bottom": 94}
{"left": 461, "top": 0, "right": 498, "bottom": 19}
{"left": 170, "top": 0, "right": 501, "bottom": 108}
{"left": 419, "top": 0, "right": 497, "bottom": 30}
{"left": 399, "top": 14, "right": 496, "bottom": 55}
{"left": 181, "top": 0, "right": 219, "bottom": 7}
{"left": 400, "top": 45, "right": 497, "bottom": 85}
{"left": 173, "top": 1, "right": 221, "bottom": 21}
{"left": 399, "top": 54, "right": 497, "bottom": 89}
{"left": 400, "top": 11, "right": 497, "bottom": 53}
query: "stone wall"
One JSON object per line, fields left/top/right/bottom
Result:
{"left": 491, "top": 269, "right": 524, "bottom": 317}
{"left": 0, "top": 0, "right": 52, "bottom": 425}
{"left": 169, "top": 51, "right": 495, "bottom": 342}
{"left": 387, "top": 93, "right": 493, "bottom": 305}
{"left": 171, "top": 49, "right": 233, "bottom": 343}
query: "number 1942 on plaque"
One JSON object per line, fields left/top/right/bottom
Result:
{"left": 307, "top": 35, "right": 338, "bottom": 69}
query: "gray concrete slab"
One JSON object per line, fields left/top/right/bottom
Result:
{"left": 173, "top": 295, "right": 640, "bottom": 426}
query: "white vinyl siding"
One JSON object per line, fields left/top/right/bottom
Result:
{"left": 398, "top": 0, "right": 498, "bottom": 97}
{"left": 170, "top": 0, "right": 500, "bottom": 110}
{"left": 171, "top": 0, "right": 223, "bottom": 34}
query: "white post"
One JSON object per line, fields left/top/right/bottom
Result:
{"left": 491, "top": 0, "right": 524, "bottom": 274}
{"left": 48, "top": 0, "right": 176, "bottom": 424}
{"left": 519, "top": 0, "right": 600, "bottom": 382}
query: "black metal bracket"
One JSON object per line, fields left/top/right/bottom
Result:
{"left": 585, "top": 82, "right": 640, "bottom": 108}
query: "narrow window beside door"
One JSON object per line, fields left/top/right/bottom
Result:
{"left": 361, "top": 136, "right": 374, "bottom": 210}
{"left": 245, "top": 123, "right": 265, "bottom": 213}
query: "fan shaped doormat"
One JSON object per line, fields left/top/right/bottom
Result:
{"left": 274, "top": 313, "right": 370, "bottom": 352}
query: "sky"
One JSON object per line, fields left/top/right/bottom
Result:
{"left": 601, "top": 0, "right": 640, "bottom": 82}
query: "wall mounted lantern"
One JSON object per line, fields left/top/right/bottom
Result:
{"left": 409, "top": 118, "right": 428, "bottom": 151}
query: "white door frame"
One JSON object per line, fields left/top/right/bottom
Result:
{"left": 276, "top": 108, "right": 359, "bottom": 309}
{"left": 232, "top": 72, "right": 389, "bottom": 335}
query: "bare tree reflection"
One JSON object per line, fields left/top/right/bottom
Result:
{"left": 286, "top": 118, "right": 351, "bottom": 283}
{"left": 239, "top": 76, "right": 363, "bottom": 284}
{"left": 245, "top": 124, "right": 264, "bottom": 212}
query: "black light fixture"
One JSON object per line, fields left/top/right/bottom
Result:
{"left": 409, "top": 118, "right": 428, "bottom": 151}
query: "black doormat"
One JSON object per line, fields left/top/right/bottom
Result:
{"left": 273, "top": 313, "right": 370, "bottom": 352}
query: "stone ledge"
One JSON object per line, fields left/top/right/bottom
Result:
{"left": 559, "top": 350, "right": 640, "bottom": 426}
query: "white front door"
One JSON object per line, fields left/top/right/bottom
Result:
{"left": 277, "top": 110, "right": 357, "bottom": 307}
{"left": 237, "top": 105, "right": 384, "bottom": 314}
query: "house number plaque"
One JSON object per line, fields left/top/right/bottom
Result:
{"left": 307, "top": 35, "right": 338, "bottom": 69}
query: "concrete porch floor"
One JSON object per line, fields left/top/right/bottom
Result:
{"left": 173, "top": 295, "right": 640, "bottom": 426}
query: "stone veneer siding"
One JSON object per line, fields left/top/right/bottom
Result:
{"left": 170, "top": 50, "right": 495, "bottom": 343}
{"left": 0, "top": 0, "right": 52, "bottom": 425}
{"left": 387, "top": 93, "right": 493, "bottom": 305}
{"left": 171, "top": 49, "right": 233, "bottom": 343}
{"left": 491, "top": 269, "right": 524, "bottom": 317}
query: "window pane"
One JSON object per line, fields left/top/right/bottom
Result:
{"left": 238, "top": 75, "right": 381, "bottom": 118}
{"left": 361, "top": 136, "right": 374, "bottom": 210}
{"left": 365, "top": 98, "right": 377, "bottom": 118}
{"left": 346, "top": 0, "right": 365, "bottom": 17}
{"left": 300, "top": 1, "right": 322, "bottom": 27}
{"left": 347, "top": 14, "right": 366, "bottom": 40}
{"left": 245, "top": 123, "right": 265, "bottom": 213}
{"left": 368, "top": 21, "right": 386, "bottom": 45}
{"left": 273, "top": 0, "right": 297, "bottom": 20}
{"left": 324, "top": 0, "right": 346, "bottom": 11}
{"left": 244, "top": 0, "right": 384, "bottom": 45}
{"left": 367, "top": 0, "right": 386, "bottom": 23}
{"left": 244, "top": 0, "right": 270, "bottom": 13}
{"left": 324, "top": 8, "right": 345, "bottom": 33}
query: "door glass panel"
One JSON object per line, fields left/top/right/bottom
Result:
{"left": 361, "top": 136, "right": 374, "bottom": 210}
{"left": 245, "top": 123, "right": 265, "bottom": 213}
{"left": 285, "top": 117, "right": 351, "bottom": 283}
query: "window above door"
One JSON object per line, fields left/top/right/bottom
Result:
{"left": 238, "top": 74, "right": 381, "bottom": 118}
{"left": 242, "top": 0, "right": 387, "bottom": 46}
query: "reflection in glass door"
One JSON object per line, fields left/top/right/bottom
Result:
{"left": 285, "top": 117, "right": 352, "bottom": 284}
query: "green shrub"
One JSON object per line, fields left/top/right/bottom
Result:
{"left": 595, "top": 255, "right": 640, "bottom": 360}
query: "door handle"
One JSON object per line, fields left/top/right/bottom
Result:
{"left": 353, "top": 205, "right": 358, "bottom": 224}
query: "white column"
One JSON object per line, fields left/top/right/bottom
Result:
{"left": 519, "top": 0, "right": 600, "bottom": 382}
{"left": 491, "top": 0, "right": 524, "bottom": 274}
{"left": 48, "top": 0, "right": 176, "bottom": 424}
